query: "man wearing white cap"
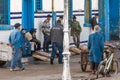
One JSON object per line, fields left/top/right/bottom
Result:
{"left": 88, "top": 25, "right": 104, "bottom": 74}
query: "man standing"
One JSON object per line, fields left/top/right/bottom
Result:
{"left": 91, "top": 14, "right": 99, "bottom": 30}
{"left": 88, "top": 25, "right": 104, "bottom": 74}
{"left": 71, "top": 16, "right": 82, "bottom": 48}
{"left": 41, "top": 14, "right": 51, "bottom": 52}
{"left": 9, "top": 23, "right": 24, "bottom": 71}
{"left": 50, "top": 20, "right": 63, "bottom": 64}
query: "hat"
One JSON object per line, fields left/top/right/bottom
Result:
{"left": 47, "top": 14, "right": 51, "bottom": 17}
{"left": 14, "top": 23, "right": 21, "bottom": 28}
{"left": 94, "top": 25, "right": 101, "bottom": 32}
{"left": 59, "top": 16, "right": 63, "bottom": 19}
{"left": 95, "top": 13, "right": 98, "bottom": 16}
{"left": 73, "top": 15, "right": 76, "bottom": 19}
{"left": 21, "top": 28, "right": 25, "bottom": 31}
{"left": 30, "top": 28, "right": 36, "bottom": 33}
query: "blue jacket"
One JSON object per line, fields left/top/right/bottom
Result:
{"left": 9, "top": 29, "right": 22, "bottom": 48}
{"left": 88, "top": 32, "right": 104, "bottom": 63}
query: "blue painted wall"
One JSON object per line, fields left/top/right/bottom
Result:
{"left": 22, "top": 0, "right": 34, "bottom": 32}
{"left": 99, "top": 0, "right": 120, "bottom": 41}
{"left": 109, "top": 0, "right": 119, "bottom": 40}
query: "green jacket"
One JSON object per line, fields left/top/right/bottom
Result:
{"left": 70, "top": 21, "right": 82, "bottom": 36}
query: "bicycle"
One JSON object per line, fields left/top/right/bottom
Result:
{"left": 96, "top": 43, "right": 119, "bottom": 79}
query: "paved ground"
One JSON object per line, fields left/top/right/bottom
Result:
{"left": 0, "top": 54, "right": 120, "bottom": 80}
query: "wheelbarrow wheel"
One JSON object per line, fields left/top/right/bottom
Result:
{"left": 81, "top": 52, "right": 88, "bottom": 71}
{"left": 0, "top": 61, "right": 6, "bottom": 66}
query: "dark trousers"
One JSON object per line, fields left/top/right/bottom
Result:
{"left": 34, "top": 42, "right": 41, "bottom": 51}
{"left": 43, "top": 35, "right": 51, "bottom": 52}
{"left": 90, "top": 62, "right": 99, "bottom": 72}
{"left": 51, "top": 42, "right": 63, "bottom": 63}
{"left": 73, "top": 33, "right": 80, "bottom": 48}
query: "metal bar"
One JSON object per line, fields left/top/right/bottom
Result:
{"left": 62, "top": 0, "right": 71, "bottom": 80}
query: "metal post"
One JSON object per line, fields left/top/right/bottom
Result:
{"left": 62, "top": 0, "right": 71, "bottom": 80}
{"left": 52, "top": 0, "right": 56, "bottom": 27}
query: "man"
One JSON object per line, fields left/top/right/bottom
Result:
{"left": 88, "top": 25, "right": 104, "bottom": 74}
{"left": 41, "top": 14, "right": 51, "bottom": 52}
{"left": 91, "top": 14, "right": 99, "bottom": 30}
{"left": 9, "top": 23, "right": 24, "bottom": 71}
{"left": 30, "top": 28, "right": 41, "bottom": 51}
{"left": 21, "top": 28, "right": 31, "bottom": 57}
{"left": 71, "top": 15, "right": 82, "bottom": 48}
{"left": 50, "top": 20, "right": 63, "bottom": 64}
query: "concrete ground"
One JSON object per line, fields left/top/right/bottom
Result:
{"left": 0, "top": 54, "right": 120, "bottom": 80}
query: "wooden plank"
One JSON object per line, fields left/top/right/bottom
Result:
{"left": 69, "top": 47, "right": 81, "bottom": 54}
{"left": 35, "top": 51, "right": 51, "bottom": 58}
{"left": 32, "top": 54, "right": 49, "bottom": 61}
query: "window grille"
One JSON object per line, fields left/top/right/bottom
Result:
{"left": 35, "top": 0, "right": 42, "bottom": 11}
{"left": 0, "top": 0, "right": 10, "bottom": 25}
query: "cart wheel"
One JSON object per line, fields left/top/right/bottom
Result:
{"left": 0, "top": 61, "right": 6, "bottom": 66}
{"left": 81, "top": 52, "right": 88, "bottom": 71}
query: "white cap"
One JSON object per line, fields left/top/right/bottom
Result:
{"left": 94, "top": 25, "right": 101, "bottom": 32}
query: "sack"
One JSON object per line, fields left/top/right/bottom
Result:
{"left": 0, "top": 42, "right": 12, "bottom": 61}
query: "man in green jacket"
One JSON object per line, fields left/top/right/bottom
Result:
{"left": 70, "top": 16, "right": 82, "bottom": 48}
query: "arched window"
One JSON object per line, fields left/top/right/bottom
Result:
{"left": 84, "top": 0, "right": 92, "bottom": 27}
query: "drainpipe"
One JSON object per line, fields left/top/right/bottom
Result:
{"left": 62, "top": 0, "right": 71, "bottom": 80}
{"left": 104, "top": 0, "right": 110, "bottom": 41}
{"left": 52, "top": 0, "right": 56, "bottom": 27}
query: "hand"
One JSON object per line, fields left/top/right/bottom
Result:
{"left": 7, "top": 43, "right": 12, "bottom": 46}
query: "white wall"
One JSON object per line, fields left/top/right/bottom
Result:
{"left": 73, "top": 0, "right": 84, "bottom": 10}
{"left": 10, "top": 0, "right": 22, "bottom": 12}
{"left": 0, "top": 0, "right": 98, "bottom": 43}
{"left": 92, "top": 0, "right": 98, "bottom": 10}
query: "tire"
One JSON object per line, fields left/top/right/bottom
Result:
{"left": 110, "top": 60, "right": 118, "bottom": 75}
{"left": 96, "top": 61, "right": 106, "bottom": 79}
{"left": 81, "top": 52, "right": 88, "bottom": 71}
{"left": 0, "top": 61, "right": 6, "bottom": 66}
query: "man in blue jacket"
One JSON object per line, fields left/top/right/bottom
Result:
{"left": 88, "top": 25, "right": 104, "bottom": 74}
{"left": 9, "top": 23, "right": 24, "bottom": 71}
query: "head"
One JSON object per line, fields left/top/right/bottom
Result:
{"left": 94, "top": 25, "right": 101, "bottom": 32}
{"left": 59, "top": 16, "right": 63, "bottom": 20}
{"left": 47, "top": 14, "right": 51, "bottom": 21}
{"left": 21, "top": 28, "right": 26, "bottom": 33}
{"left": 56, "top": 20, "right": 61, "bottom": 24}
{"left": 95, "top": 13, "right": 98, "bottom": 18}
{"left": 14, "top": 23, "right": 21, "bottom": 30}
{"left": 30, "top": 28, "right": 36, "bottom": 35}
{"left": 73, "top": 15, "right": 76, "bottom": 21}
